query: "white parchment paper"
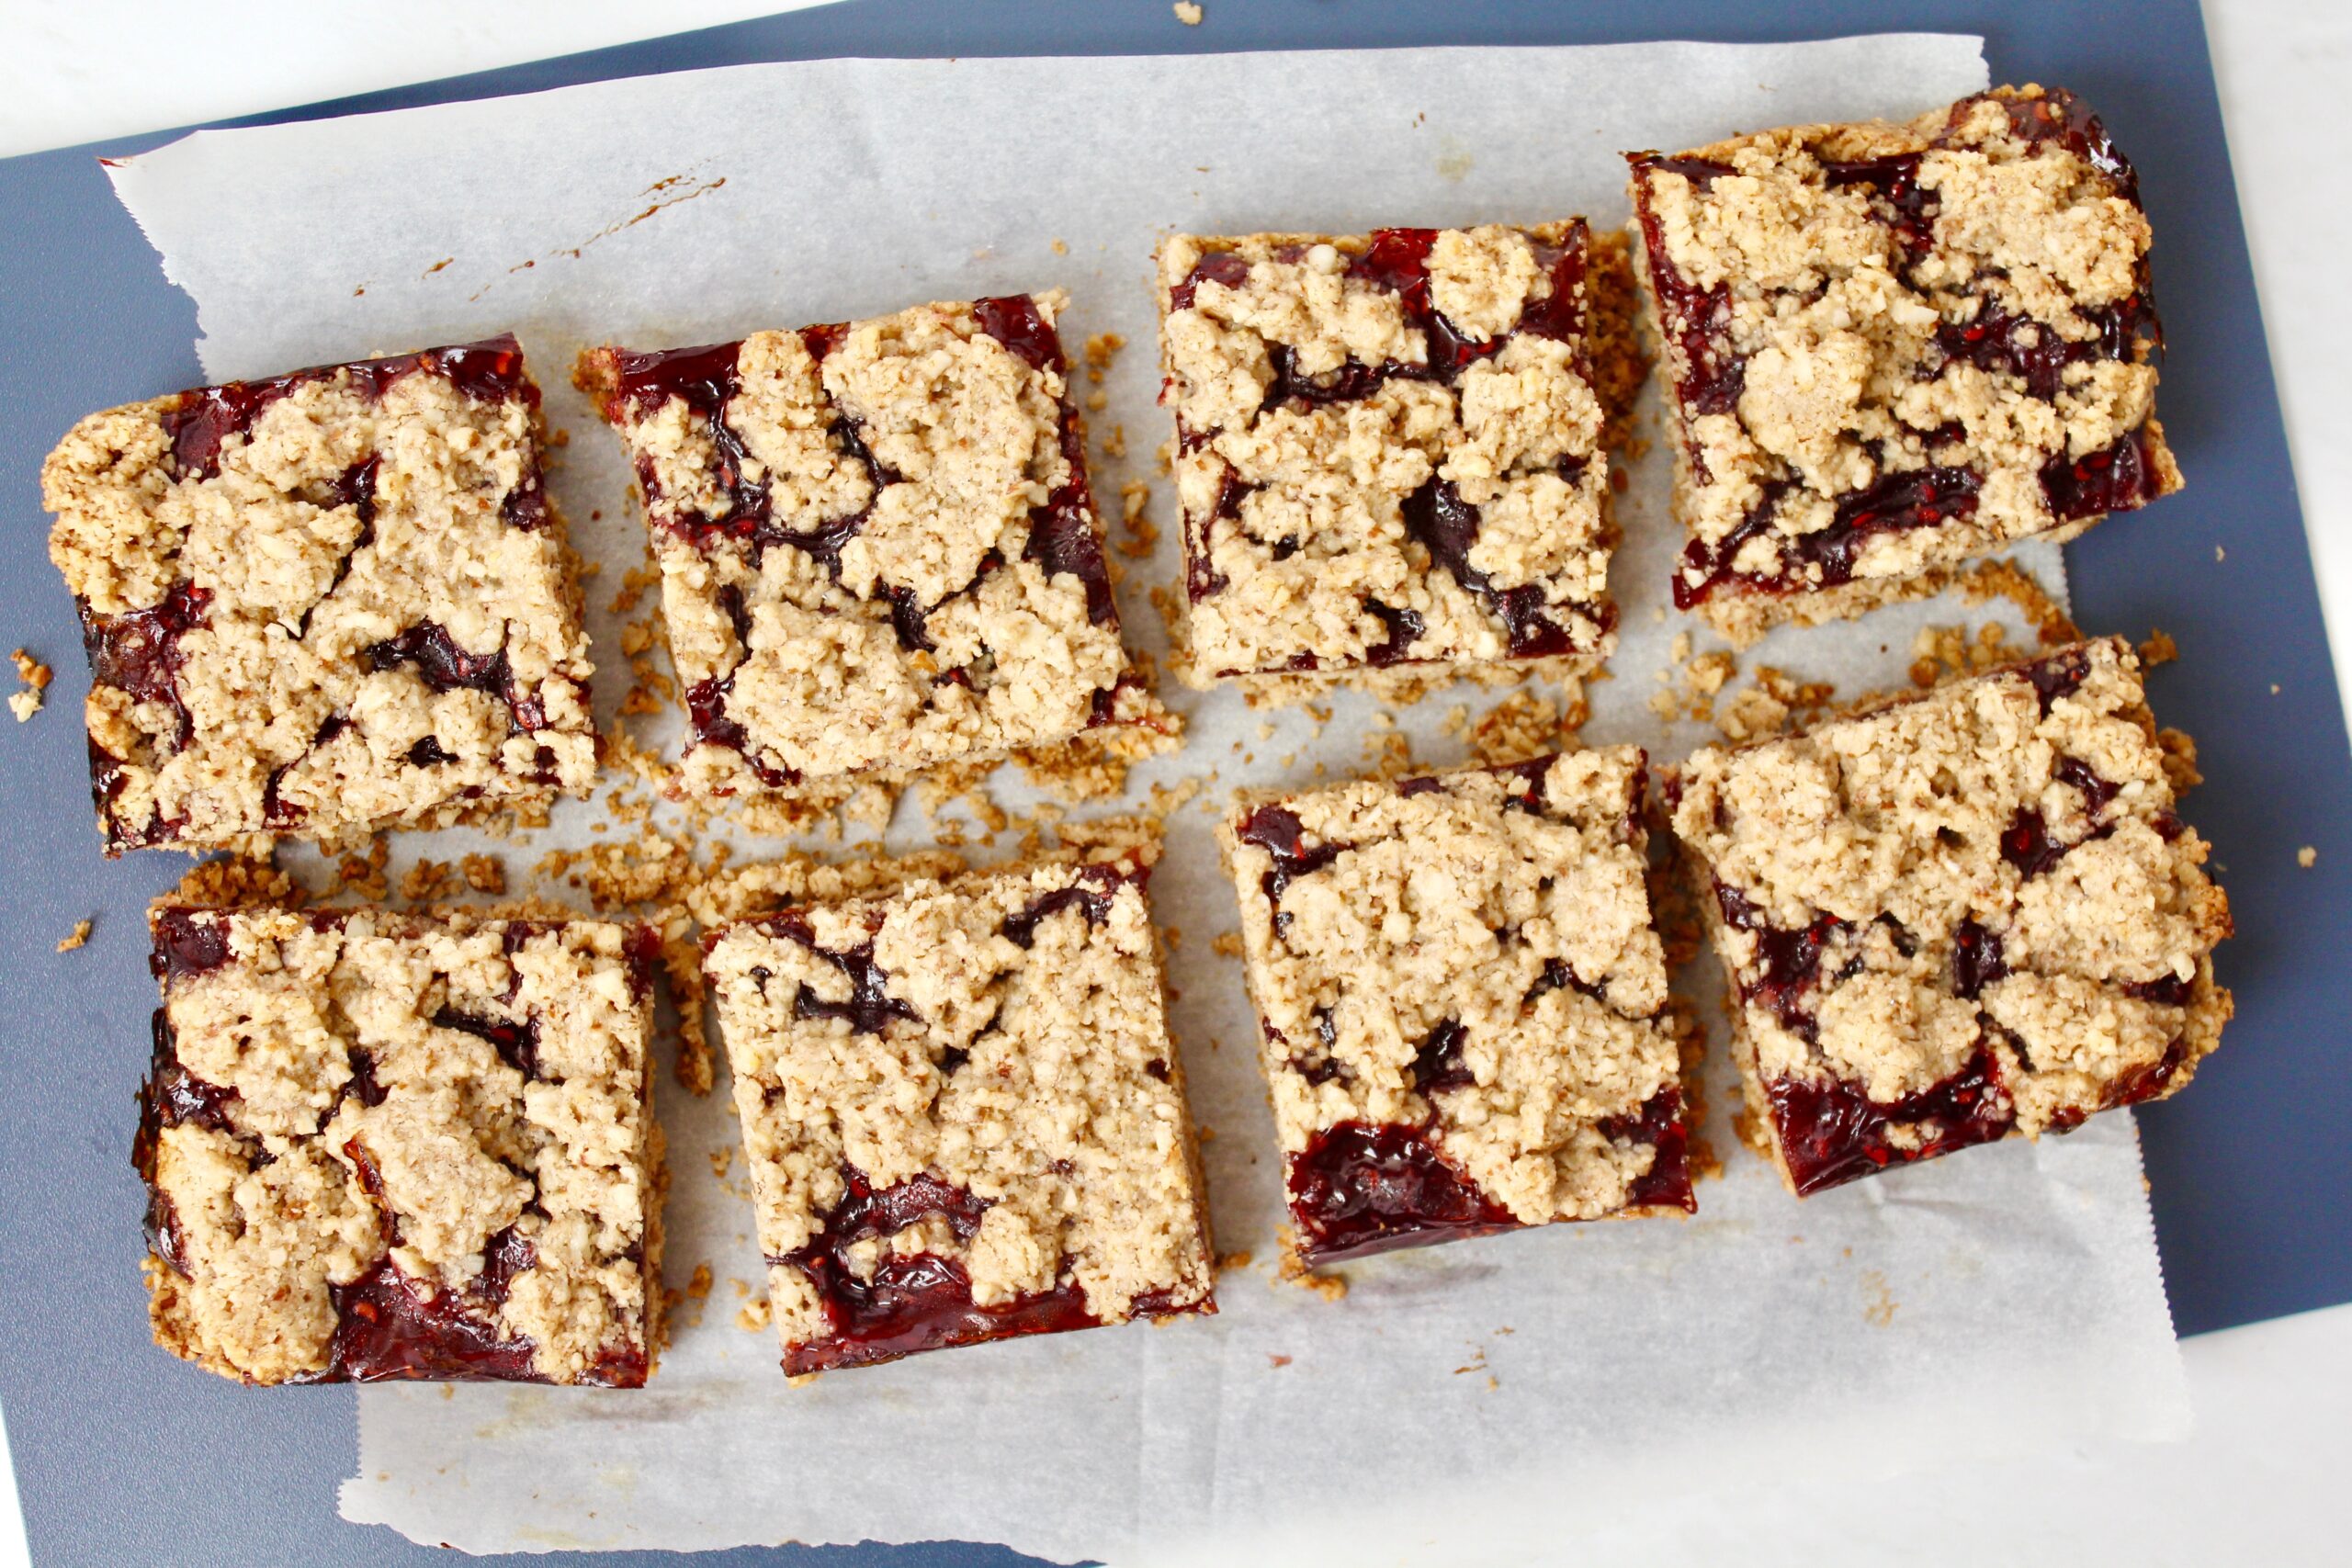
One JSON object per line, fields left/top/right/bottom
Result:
{"left": 107, "top": 38, "right": 2191, "bottom": 1564}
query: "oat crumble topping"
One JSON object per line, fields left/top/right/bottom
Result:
{"left": 139, "top": 905, "right": 660, "bottom": 1383}
{"left": 578, "top": 294, "right": 1163, "bottom": 797}
{"left": 1159, "top": 222, "right": 1635, "bottom": 694}
{"left": 1220, "top": 750, "right": 1690, "bottom": 1265}
{"left": 1668, "top": 636, "right": 2231, "bottom": 1193}
{"left": 43, "top": 339, "right": 598, "bottom": 852}
{"left": 705, "top": 847, "right": 1216, "bottom": 1372}
{"left": 1628, "top": 86, "right": 2181, "bottom": 645}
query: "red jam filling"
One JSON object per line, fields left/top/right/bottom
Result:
{"left": 766, "top": 912, "right": 922, "bottom": 1037}
{"left": 1633, "top": 89, "right": 2165, "bottom": 611}
{"left": 2024, "top": 644, "right": 2091, "bottom": 710}
{"left": 1713, "top": 882, "right": 1849, "bottom": 1043}
{"left": 1672, "top": 461, "right": 1984, "bottom": 611}
{"left": 1234, "top": 805, "right": 1353, "bottom": 940}
{"left": 1767, "top": 1046, "right": 2015, "bottom": 1196}
{"left": 431, "top": 1005, "right": 541, "bottom": 1080}
{"left": 775, "top": 1165, "right": 1198, "bottom": 1375}
{"left": 160, "top": 335, "right": 535, "bottom": 482}
{"left": 1599, "top": 1086, "right": 1698, "bottom": 1212}
{"left": 998, "top": 860, "right": 1136, "bottom": 949}
{"left": 1408, "top": 1019, "right": 1474, "bottom": 1096}
{"left": 1171, "top": 227, "right": 1604, "bottom": 668}
{"left": 150, "top": 908, "right": 232, "bottom": 982}
{"left": 1287, "top": 1122, "right": 1521, "bottom": 1265}
{"left": 1951, "top": 918, "right": 2007, "bottom": 998}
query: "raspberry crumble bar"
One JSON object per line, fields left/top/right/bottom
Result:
{"left": 703, "top": 848, "right": 1216, "bottom": 1374}
{"left": 1627, "top": 85, "right": 2181, "bottom": 645}
{"left": 1667, "top": 637, "right": 2231, "bottom": 1196}
{"left": 1158, "top": 221, "right": 1626, "bottom": 692}
{"left": 1217, "top": 750, "right": 1693, "bottom": 1267}
{"left": 42, "top": 338, "right": 598, "bottom": 852}
{"left": 577, "top": 293, "right": 1159, "bottom": 796}
{"left": 137, "top": 906, "right": 662, "bottom": 1384}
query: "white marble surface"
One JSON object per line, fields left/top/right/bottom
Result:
{"left": 0, "top": 2, "right": 2343, "bottom": 1563}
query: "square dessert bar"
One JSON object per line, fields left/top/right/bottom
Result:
{"left": 1159, "top": 221, "right": 1624, "bottom": 690}
{"left": 1217, "top": 750, "right": 1692, "bottom": 1267}
{"left": 1626, "top": 85, "right": 2181, "bottom": 645}
{"left": 137, "top": 906, "right": 662, "bottom": 1384}
{"left": 42, "top": 337, "right": 598, "bottom": 852}
{"left": 704, "top": 848, "right": 1216, "bottom": 1374}
{"left": 1667, "top": 637, "right": 2232, "bottom": 1196}
{"left": 577, "top": 293, "right": 1158, "bottom": 796}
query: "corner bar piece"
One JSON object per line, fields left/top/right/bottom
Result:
{"left": 138, "top": 906, "right": 662, "bottom": 1384}
{"left": 42, "top": 337, "right": 597, "bottom": 852}
{"left": 1666, "top": 637, "right": 2231, "bottom": 1195}
{"left": 1218, "top": 750, "right": 1692, "bottom": 1267}
{"left": 578, "top": 293, "right": 1163, "bottom": 797}
{"left": 704, "top": 847, "right": 1216, "bottom": 1374}
{"left": 1626, "top": 85, "right": 2180, "bottom": 645}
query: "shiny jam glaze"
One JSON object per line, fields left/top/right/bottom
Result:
{"left": 1286, "top": 1122, "right": 1521, "bottom": 1265}
{"left": 1767, "top": 1047, "right": 2016, "bottom": 1196}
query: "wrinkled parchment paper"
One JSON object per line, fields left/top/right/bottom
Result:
{"left": 107, "top": 37, "right": 2189, "bottom": 1564}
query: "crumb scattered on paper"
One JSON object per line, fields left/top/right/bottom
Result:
{"left": 1861, "top": 1270, "right": 1900, "bottom": 1327}
{"left": 55, "top": 918, "right": 92, "bottom": 953}
{"left": 1276, "top": 1245, "right": 1347, "bottom": 1302}
{"left": 1173, "top": 1, "right": 1204, "bottom": 23}
{"left": 1957, "top": 558, "right": 2079, "bottom": 646}
{"left": 2299, "top": 846, "right": 2318, "bottom": 869}
{"left": 2137, "top": 628, "right": 2178, "bottom": 668}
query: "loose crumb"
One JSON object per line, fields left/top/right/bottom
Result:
{"left": 1955, "top": 558, "right": 2080, "bottom": 646}
{"left": 459, "top": 853, "right": 507, "bottom": 894}
{"left": 1465, "top": 688, "right": 1586, "bottom": 766}
{"left": 738, "top": 1298, "right": 773, "bottom": 1332}
{"left": 1211, "top": 931, "right": 1245, "bottom": 959}
{"left": 1268, "top": 1353, "right": 1292, "bottom": 1369}
{"left": 55, "top": 918, "right": 92, "bottom": 953}
{"left": 2137, "top": 628, "right": 2178, "bottom": 668}
{"left": 1216, "top": 1249, "right": 1254, "bottom": 1272}
{"left": 685, "top": 1264, "right": 713, "bottom": 1300}
{"left": 1173, "top": 1, "right": 1203, "bottom": 22}
{"left": 1275, "top": 1241, "right": 1348, "bottom": 1301}
{"left": 9, "top": 649, "right": 51, "bottom": 721}
{"left": 2216, "top": 546, "right": 2226, "bottom": 563}
{"left": 396, "top": 859, "right": 457, "bottom": 902}
{"left": 1050, "top": 238, "right": 1068, "bottom": 255}
{"left": 2299, "top": 846, "right": 2318, "bottom": 869}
